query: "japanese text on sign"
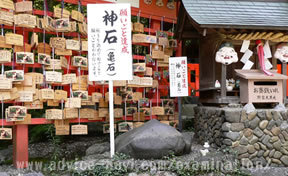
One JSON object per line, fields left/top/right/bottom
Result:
{"left": 169, "top": 57, "right": 188, "bottom": 97}
{"left": 88, "top": 4, "right": 132, "bottom": 81}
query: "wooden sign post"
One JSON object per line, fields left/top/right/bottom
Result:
{"left": 88, "top": 4, "right": 132, "bottom": 158}
{"left": 221, "top": 64, "right": 227, "bottom": 99}
{"left": 282, "top": 63, "right": 287, "bottom": 103}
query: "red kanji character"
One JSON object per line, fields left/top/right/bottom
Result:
{"left": 120, "top": 9, "right": 128, "bottom": 16}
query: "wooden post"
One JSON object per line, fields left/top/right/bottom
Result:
{"left": 221, "top": 64, "right": 227, "bottom": 98}
{"left": 176, "top": 41, "right": 183, "bottom": 131}
{"left": 13, "top": 125, "right": 29, "bottom": 168}
{"left": 282, "top": 62, "right": 287, "bottom": 103}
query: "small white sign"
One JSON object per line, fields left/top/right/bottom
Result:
{"left": 240, "top": 49, "right": 253, "bottom": 64}
{"left": 88, "top": 4, "right": 133, "bottom": 81}
{"left": 265, "top": 59, "right": 273, "bottom": 70}
{"left": 242, "top": 60, "right": 254, "bottom": 70}
{"left": 240, "top": 40, "right": 250, "bottom": 53}
{"left": 169, "top": 57, "right": 188, "bottom": 97}
{"left": 263, "top": 40, "right": 272, "bottom": 59}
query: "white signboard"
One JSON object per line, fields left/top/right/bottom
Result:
{"left": 88, "top": 4, "right": 132, "bottom": 81}
{"left": 169, "top": 57, "right": 188, "bottom": 97}
{"left": 104, "top": 0, "right": 139, "bottom": 8}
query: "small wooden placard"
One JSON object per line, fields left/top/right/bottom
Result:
{"left": 0, "top": 36, "right": 12, "bottom": 48}
{"left": 0, "top": 0, "right": 15, "bottom": 10}
{"left": 38, "top": 53, "right": 51, "bottom": 65}
{"left": 152, "top": 106, "right": 165, "bottom": 115}
{"left": 0, "top": 79, "right": 12, "bottom": 90}
{"left": 5, "top": 70, "right": 24, "bottom": 82}
{"left": 118, "top": 122, "right": 133, "bottom": 132}
{"left": 55, "top": 18, "right": 70, "bottom": 32}
{"left": 54, "top": 90, "right": 67, "bottom": 101}
{"left": 64, "top": 108, "right": 78, "bottom": 119}
{"left": 15, "top": 1, "right": 33, "bottom": 13}
{"left": 133, "top": 63, "right": 146, "bottom": 72}
{"left": 5, "top": 33, "right": 23, "bottom": 46}
{"left": 17, "top": 91, "right": 33, "bottom": 102}
{"left": 72, "top": 91, "right": 88, "bottom": 101}
{"left": 40, "top": 88, "right": 54, "bottom": 100}
{"left": 92, "top": 92, "right": 102, "bottom": 103}
{"left": 24, "top": 100, "right": 43, "bottom": 110}
{"left": 49, "top": 37, "right": 66, "bottom": 49}
{"left": 25, "top": 72, "right": 43, "bottom": 85}
{"left": 0, "top": 10, "right": 14, "bottom": 26}
{"left": 72, "top": 56, "right": 88, "bottom": 67}
{"left": 46, "top": 109, "right": 63, "bottom": 120}
{"left": 14, "top": 14, "right": 37, "bottom": 28}
{"left": 37, "top": 43, "right": 51, "bottom": 55}
{"left": 54, "top": 7, "right": 70, "bottom": 19}
{"left": 45, "top": 59, "right": 62, "bottom": 70}
{"left": 66, "top": 39, "right": 80, "bottom": 51}
{"left": 71, "top": 124, "right": 88, "bottom": 135}
{"left": 14, "top": 43, "right": 32, "bottom": 53}
{"left": 16, "top": 52, "right": 34, "bottom": 64}
{"left": 55, "top": 125, "right": 70, "bottom": 135}
{"left": 133, "top": 22, "right": 144, "bottom": 33}
{"left": 0, "top": 128, "right": 12, "bottom": 140}
{"left": 65, "top": 98, "right": 81, "bottom": 108}
{"left": 45, "top": 71, "right": 62, "bottom": 83}
{"left": 71, "top": 10, "right": 84, "bottom": 22}
{"left": 81, "top": 40, "right": 88, "bottom": 51}
{"left": 15, "top": 114, "right": 31, "bottom": 125}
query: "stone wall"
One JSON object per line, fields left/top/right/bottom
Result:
{"left": 194, "top": 106, "right": 288, "bottom": 167}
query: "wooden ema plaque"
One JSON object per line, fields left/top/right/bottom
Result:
{"left": 118, "top": 122, "right": 133, "bottom": 132}
{"left": 15, "top": 1, "right": 33, "bottom": 13}
{"left": 0, "top": 10, "right": 14, "bottom": 26}
{"left": 71, "top": 125, "right": 88, "bottom": 135}
{"left": 64, "top": 108, "right": 78, "bottom": 119}
{"left": 0, "top": 0, "right": 15, "bottom": 10}
{"left": 55, "top": 125, "right": 70, "bottom": 135}
{"left": 235, "top": 69, "right": 288, "bottom": 103}
{"left": 0, "top": 128, "right": 12, "bottom": 140}
{"left": 46, "top": 109, "right": 63, "bottom": 120}
{"left": 5, "top": 33, "right": 23, "bottom": 46}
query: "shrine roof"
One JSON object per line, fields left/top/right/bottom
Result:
{"left": 182, "top": 0, "right": 288, "bottom": 30}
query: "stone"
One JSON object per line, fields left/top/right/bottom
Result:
{"left": 182, "top": 132, "right": 194, "bottom": 154}
{"left": 254, "top": 143, "right": 260, "bottom": 150}
{"left": 221, "top": 122, "right": 231, "bottom": 132}
{"left": 248, "top": 117, "right": 260, "bottom": 130}
{"left": 273, "top": 140, "right": 282, "bottom": 151}
{"left": 0, "top": 173, "right": 8, "bottom": 176}
{"left": 253, "top": 127, "right": 264, "bottom": 138}
{"left": 234, "top": 145, "right": 248, "bottom": 155}
{"left": 263, "top": 129, "right": 273, "bottom": 136}
{"left": 240, "top": 136, "right": 249, "bottom": 145}
{"left": 238, "top": 153, "right": 249, "bottom": 159}
{"left": 262, "top": 135, "right": 273, "bottom": 149}
{"left": 225, "top": 109, "right": 241, "bottom": 123}
{"left": 269, "top": 149, "right": 275, "bottom": 158}
{"left": 241, "top": 110, "right": 247, "bottom": 122}
{"left": 247, "top": 145, "right": 256, "bottom": 154}
{"left": 250, "top": 151, "right": 258, "bottom": 159}
{"left": 275, "top": 120, "right": 282, "bottom": 127}
{"left": 115, "top": 119, "right": 187, "bottom": 159}
{"left": 257, "top": 150, "right": 264, "bottom": 157}
{"left": 243, "top": 103, "right": 255, "bottom": 114}
{"left": 270, "top": 136, "right": 279, "bottom": 143}
{"left": 280, "top": 155, "right": 288, "bottom": 166}
{"left": 85, "top": 142, "right": 110, "bottom": 156}
{"left": 280, "top": 121, "right": 288, "bottom": 130}
{"left": 274, "top": 104, "right": 286, "bottom": 111}
{"left": 279, "top": 134, "right": 285, "bottom": 143}
{"left": 266, "top": 110, "right": 273, "bottom": 121}
{"left": 257, "top": 111, "right": 266, "bottom": 120}
{"left": 271, "top": 127, "right": 281, "bottom": 136}
{"left": 232, "top": 141, "right": 240, "bottom": 147}
{"left": 263, "top": 150, "right": 270, "bottom": 157}
{"left": 274, "top": 151, "right": 282, "bottom": 159}
{"left": 272, "top": 111, "right": 282, "bottom": 121}
{"left": 223, "top": 139, "right": 232, "bottom": 146}
{"left": 243, "top": 128, "right": 253, "bottom": 138}
{"left": 267, "top": 120, "right": 276, "bottom": 130}
{"left": 223, "top": 132, "right": 240, "bottom": 141}
{"left": 259, "top": 120, "right": 269, "bottom": 130}
{"left": 280, "top": 148, "right": 288, "bottom": 155}
{"left": 281, "top": 111, "right": 288, "bottom": 120}
{"left": 241, "top": 158, "right": 253, "bottom": 168}
{"left": 258, "top": 142, "right": 267, "bottom": 150}
{"left": 283, "top": 131, "right": 288, "bottom": 141}
{"left": 230, "top": 123, "right": 245, "bottom": 132}
{"left": 271, "top": 158, "right": 282, "bottom": 165}
{"left": 251, "top": 157, "right": 267, "bottom": 166}
{"left": 247, "top": 111, "right": 257, "bottom": 121}
{"left": 249, "top": 135, "right": 259, "bottom": 145}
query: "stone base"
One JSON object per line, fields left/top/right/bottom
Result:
{"left": 194, "top": 106, "right": 288, "bottom": 167}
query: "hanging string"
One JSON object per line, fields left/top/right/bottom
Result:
{"left": 61, "top": 99, "right": 64, "bottom": 126}
{"left": 137, "top": 10, "right": 141, "bottom": 23}
{"left": 1, "top": 25, "right": 3, "bottom": 75}
{"left": 61, "top": 0, "right": 64, "bottom": 18}
{"left": 52, "top": 48, "right": 55, "bottom": 72}
{"left": 12, "top": 24, "right": 15, "bottom": 70}
{"left": 1, "top": 97, "right": 4, "bottom": 129}
{"left": 78, "top": 67, "right": 81, "bottom": 91}
{"left": 124, "top": 100, "right": 127, "bottom": 122}
{"left": 22, "top": 28, "right": 26, "bottom": 72}
{"left": 149, "top": 100, "right": 152, "bottom": 120}
{"left": 148, "top": 15, "right": 151, "bottom": 35}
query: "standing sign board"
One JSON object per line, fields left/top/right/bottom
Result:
{"left": 169, "top": 57, "right": 188, "bottom": 97}
{"left": 88, "top": 4, "right": 132, "bottom": 81}
{"left": 88, "top": 3, "right": 132, "bottom": 158}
